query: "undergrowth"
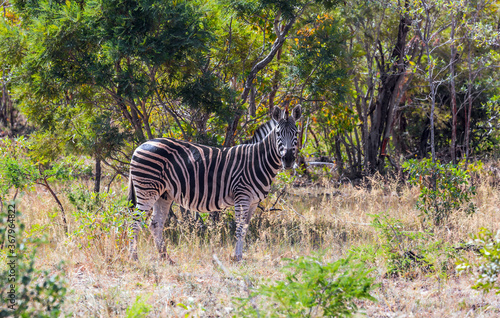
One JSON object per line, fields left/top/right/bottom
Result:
{"left": 236, "top": 254, "right": 377, "bottom": 317}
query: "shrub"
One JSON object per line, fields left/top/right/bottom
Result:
{"left": 68, "top": 186, "right": 142, "bottom": 263}
{"left": 125, "top": 295, "right": 152, "bottom": 318}
{"left": 0, "top": 202, "right": 67, "bottom": 317}
{"left": 403, "top": 158, "right": 477, "bottom": 226}
{"left": 456, "top": 228, "right": 500, "bottom": 294}
{"left": 0, "top": 137, "right": 91, "bottom": 197}
{"left": 0, "top": 137, "right": 92, "bottom": 233}
{"left": 370, "top": 213, "right": 458, "bottom": 279}
{"left": 236, "top": 255, "right": 377, "bottom": 317}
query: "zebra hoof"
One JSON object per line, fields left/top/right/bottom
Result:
{"left": 231, "top": 254, "right": 243, "bottom": 262}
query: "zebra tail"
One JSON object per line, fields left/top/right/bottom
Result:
{"left": 127, "top": 175, "right": 137, "bottom": 208}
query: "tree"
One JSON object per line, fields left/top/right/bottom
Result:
{"left": 449, "top": 1, "right": 459, "bottom": 164}
{"left": 220, "top": 0, "right": 344, "bottom": 146}
{"left": 365, "top": 0, "right": 413, "bottom": 172}
{"left": 13, "top": 0, "right": 213, "bottom": 143}
{"left": 341, "top": 0, "right": 420, "bottom": 175}
{"left": 0, "top": 5, "right": 24, "bottom": 132}
{"left": 67, "top": 113, "right": 129, "bottom": 193}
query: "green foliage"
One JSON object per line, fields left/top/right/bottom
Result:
{"left": 12, "top": 0, "right": 216, "bottom": 143}
{"left": 236, "top": 255, "right": 377, "bottom": 317}
{"left": 370, "top": 213, "right": 458, "bottom": 279}
{"left": 403, "top": 158, "right": 477, "bottom": 226}
{"left": 457, "top": 228, "right": 500, "bottom": 294}
{"left": 0, "top": 14, "right": 25, "bottom": 68}
{"left": 67, "top": 112, "right": 129, "bottom": 160}
{"left": 68, "top": 186, "right": 142, "bottom": 261}
{"left": 275, "top": 170, "right": 296, "bottom": 187}
{"left": 292, "top": 12, "right": 350, "bottom": 101}
{"left": 125, "top": 295, "right": 152, "bottom": 318}
{"left": 179, "top": 70, "right": 235, "bottom": 122}
{"left": 0, "top": 137, "right": 90, "bottom": 199}
{"left": 0, "top": 202, "right": 67, "bottom": 317}
{"left": 347, "top": 243, "right": 379, "bottom": 266}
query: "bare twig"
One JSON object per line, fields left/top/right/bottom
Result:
{"left": 280, "top": 198, "right": 306, "bottom": 220}
{"left": 271, "top": 186, "right": 287, "bottom": 210}
{"left": 212, "top": 254, "right": 233, "bottom": 278}
{"left": 106, "top": 172, "right": 119, "bottom": 193}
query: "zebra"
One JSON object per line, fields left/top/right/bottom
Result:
{"left": 127, "top": 105, "right": 302, "bottom": 262}
{"left": 243, "top": 119, "right": 278, "bottom": 145}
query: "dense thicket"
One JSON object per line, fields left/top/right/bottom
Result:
{"left": 1, "top": 0, "right": 499, "bottom": 183}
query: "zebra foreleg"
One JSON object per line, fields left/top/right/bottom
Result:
{"left": 234, "top": 201, "right": 258, "bottom": 261}
{"left": 151, "top": 197, "right": 175, "bottom": 264}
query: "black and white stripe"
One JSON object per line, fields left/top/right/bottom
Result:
{"left": 128, "top": 105, "right": 302, "bottom": 262}
{"left": 243, "top": 120, "right": 277, "bottom": 145}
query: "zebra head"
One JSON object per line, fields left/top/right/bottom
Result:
{"left": 272, "top": 105, "right": 302, "bottom": 170}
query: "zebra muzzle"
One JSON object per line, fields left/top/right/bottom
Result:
{"left": 282, "top": 149, "right": 296, "bottom": 169}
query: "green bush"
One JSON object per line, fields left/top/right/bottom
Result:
{"left": 0, "top": 137, "right": 92, "bottom": 233}
{"left": 456, "top": 228, "right": 500, "bottom": 294}
{"left": 235, "top": 255, "right": 377, "bottom": 317}
{"left": 0, "top": 202, "right": 67, "bottom": 317}
{"left": 403, "top": 158, "right": 477, "bottom": 226}
{"left": 370, "top": 213, "right": 458, "bottom": 279}
{"left": 68, "top": 187, "right": 142, "bottom": 262}
{"left": 125, "top": 295, "right": 152, "bottom": 318}
{"left": 0, "top": 137, "right": 90, "bottom": 198}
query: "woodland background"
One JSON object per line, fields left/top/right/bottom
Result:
{"left": 2, "top": 0, "right": 500, "bottom": 183}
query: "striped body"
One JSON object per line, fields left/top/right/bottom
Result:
{"left": 128, "top": 105, "right": 302, "bottom": 262}
{"left": 131, "top": 132, "right": 281, "bottom": 213}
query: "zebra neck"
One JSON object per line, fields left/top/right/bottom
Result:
{"left": 257, "top": 129, "right": 282, "bottom": 175}
{"left": 244, "top": 120, "right": 277, "bottom": 144}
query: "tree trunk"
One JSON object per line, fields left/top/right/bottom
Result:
{"left": 249, "top": 85, "right": 256, "bottom": 118}
{"left": 366, "top": 11, "right": 411, "bottom": 173}
{"left": 465, "top": 38, "right": 473, "bottom": 164}
{"left": 334, "top": 134, "right": 344, "bottom": 176}
{"left": 94, "top": 155, "right": 102, "bottom": 193}
{"left": 420, "top": 3, "right": 436, "bottom": 163}
{"left": 419, "top": 119, "right": 430, "bottom": 158}
{"left": 0, "top": 69, "right": 11, "bottom": 128}
{"left": 128, "top": 101, "right": 145, "bottom": 141}
{"left": 449, "top": 12, "right": 458, "bottom": 164}
{"left": 296, "top": 117, "right": 307, "bottom": 173}
{"left": 140, "top": 100, "right": 154, "bottom": 140}
{"left": 114, "top": 61, "right": 146, "bottom": 142}
{"left": 429, "top": 78, "right": 436, "bottom": 163}
{"left": 194, "top": 112, "right": 210, "bottom": 144}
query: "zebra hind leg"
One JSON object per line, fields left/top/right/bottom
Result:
{"left": 151, "top": 197, "right": 175, "bottom": 264}
{"left": 129, "top": 208, "right": 144, "bottom": 261}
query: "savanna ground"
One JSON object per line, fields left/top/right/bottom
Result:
{"left": 6, "top": 162, "right": 500, "bottom": 317}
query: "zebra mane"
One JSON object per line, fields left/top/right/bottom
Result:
{"left": 243, "top": 120, "right": 277, "bottom": 144}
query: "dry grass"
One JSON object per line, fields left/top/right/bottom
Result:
{"left": 7, "top": 166, "right": 500, "bottom": 317}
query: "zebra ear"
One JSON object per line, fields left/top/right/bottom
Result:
{"left": 271, "top": 107, "right": 283, "bottom": 121}
{"left": 291, "top": 105, "right": 302, "bottom": 121}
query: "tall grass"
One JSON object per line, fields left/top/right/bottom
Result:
{"left": 5, "top": 163, "right": 500, "bottom": 317}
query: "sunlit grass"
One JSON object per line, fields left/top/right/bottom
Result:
{"left": 9, "top": 163, "right": 500, "bottom": 317}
